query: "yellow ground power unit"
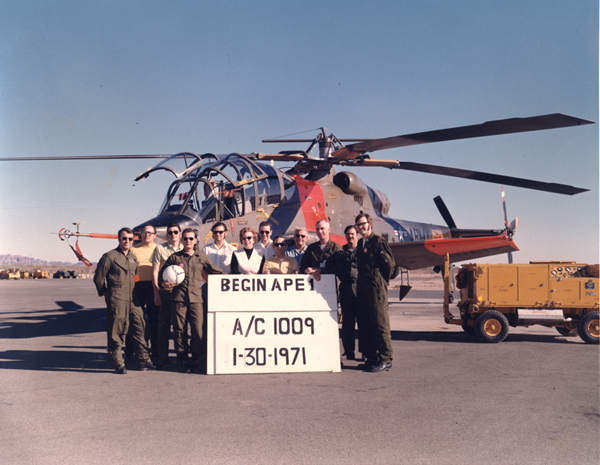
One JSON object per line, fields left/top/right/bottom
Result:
{"left": 443, "top": 255, "right": 599, "bottom": 343}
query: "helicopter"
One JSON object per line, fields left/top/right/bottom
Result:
{"left": 12, "top": 113, "right": 592, "bottom": 276}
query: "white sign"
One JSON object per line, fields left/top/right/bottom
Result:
{"left": 207, "top": 275, "right": 341, "bottom": 374}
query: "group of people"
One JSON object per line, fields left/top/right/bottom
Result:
{"left": 93, "top": 214, "right": 396, "bottom": 375}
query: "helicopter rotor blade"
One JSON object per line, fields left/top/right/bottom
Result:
{"left": 0, "top": 154, "right": 174, "bottom": 161}
{"left": 341, "top": 158, "right": 588, "bottom": 195}
{"left": 433, "top": 196, "right": 457, "bottom": 229}
{"left": 332, "top": 113, "right": 594, "bottom": 159}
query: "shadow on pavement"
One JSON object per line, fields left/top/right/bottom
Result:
{"left": 0, "top": 303, "right": 105, "bottom": 339}
{"left": 0, "top": 348, "right": 110, "bottom": 373}
{"left": 0, "top": 302, "right": 114, "bottom": 372}
{"left": 390, "top": 329, "right": 578, "bottom": 344}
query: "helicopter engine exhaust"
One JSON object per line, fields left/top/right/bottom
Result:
{"left": 333, "top": 171, "right": 369, "bottom": 196}
{"left": 333, "top": 171, "right": 391, "bottom": 216}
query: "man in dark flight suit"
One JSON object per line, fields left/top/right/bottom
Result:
{"left": 94, "top": 227, "right": 154, "bottom": 374}
{"left": 161, "top": 228, "right": 224, "bottom": 373}
{"left": 300, "top": 219, "right": 342, "bottom": 280}
{"left": 333, "top": 225, "right": 361, "bottom": 360}
{"left": 355, "top": 213, "right": 396, "bottom": 372}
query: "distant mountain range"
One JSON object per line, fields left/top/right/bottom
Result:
{"left": 0, "top": 254, "right": 90, "bottom": 267}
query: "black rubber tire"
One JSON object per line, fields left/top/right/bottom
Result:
{"left": 577, "top": 311, "right": 599, "bottom": 344}
{"left": 475, "top": 310, "right": 509, "bottom": 343}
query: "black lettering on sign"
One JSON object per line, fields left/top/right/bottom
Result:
{"left": 292, "top": 318, "right": 303, "bottom": 334}
{"left": 244, "top": 315, "right": 255, "bottom": 337}
{"left": 241, "top": 278, "right": 251, "bottom": 291}
{"left": 221, "top": 276, "right": 319, "bottom": 292}
{"left": 255, "top": 317, "right": 265, "bottom": 335}
{"left": 232, "top": 318, "right": 243, "bottom": 336}
{"left": 278, "top": 317, "right": 290, "bottom": 334}
{"left": 256, "top": 347, "right": 266, "bottom": 366}
{"left": 245, "top": 348, "right": 255, "bottom": 365}
{"left": 305, "top": 318, "right": 314, "bottom": 334}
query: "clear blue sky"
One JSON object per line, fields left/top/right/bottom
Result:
{"left": 1, "top": 0, "right": 597, "bottom": 265}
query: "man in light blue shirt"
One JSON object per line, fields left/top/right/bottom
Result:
{"left": 286, "top": 226, "right": 308, "bottom": 265}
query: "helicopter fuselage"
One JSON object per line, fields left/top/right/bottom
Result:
{"left": 132, "top": 153, "right": 505, "bottom": 270}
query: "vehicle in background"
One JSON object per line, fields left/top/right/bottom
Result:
{"left": 32, "top": 270, "right": 51, "bottom": 279}
{"left": 443, "top": 254, "right": 599, "bottom": 344}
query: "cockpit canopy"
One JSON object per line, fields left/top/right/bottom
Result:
{"left": 135, "top": 152, "right": 295, "bottom": 225}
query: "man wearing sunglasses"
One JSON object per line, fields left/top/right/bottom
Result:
{"left": 94, "top": 227, "right": 154, "bottom": 374}
{"left": 151, "top": 222, "right": 184, "bottom": 368}
{"left": 161, "top": 228, "right": 224, "bottom": 373}
{"left": 254, "top": 221, "right": 276, "bottom": 259}
{"left": 285, "top": 227, "right": 308, "bottom": 265}
{"left": 264, "top": 235, "right": 299, "bottom": 274}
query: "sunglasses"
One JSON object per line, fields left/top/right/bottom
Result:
{"left": 273, "top": 242, "right": 286, "bottom": 247}
{"left": 242, "top": 236, "right": 254, "bottom": 240}
{"left": 295, "top": 234, "right": 306, "bottom": 238}
{"left": 355, "top": 222, "right": 369, "bottom": 227}
{"left": 212, "top": 230, "right": 225, "bottom": 234}
{"left": 121, "top": 237, "right": 134, "bottom": 242}
{"left": 259, "top": 230, "right": 271, "bottom": 235}
{"left": 167, "top": 230, "right": 179, "bottom": 235}
{"left": 182, "top": 237, "right": 195, "bottom": 242}
{"left": 142, "top": 231, "right": 156, "bottom": 235}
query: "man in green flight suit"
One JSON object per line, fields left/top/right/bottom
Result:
{"left": 94, "top": 227, "right": 154, "bottom": 374}
{"left": 333, "top": 225, "right": 361, "bottom": 361}
{"left": 161, "top": 228, "right": 224, "bottom": 373}
{"left": 300, "top": 219, "right": 342, "bottom": 281}
{"left": 355, "top": 213, "right": 396, "bottom": 372}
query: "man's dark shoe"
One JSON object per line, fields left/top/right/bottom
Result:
{"left": 156, "top": 357, "right": 171, "bottom": 370}
{"left": 182, "top": 362, "right": 191, "bottom": 373}
{"left": 368, "top": 361, "right": 392, "bottom": 372}
{"left": 115, "top": 366, "right": 127, "bottom": 374}
{"left": 343, "top": 352, "right": 356, "bottom": 361}
{"left": 190, "top": 361, "right": 201, "bottom": 373}
{"left": 139, "top": 361, "right": 155, "bottom": 371}
{"left": 357, "top": 359, "right": 377, "bottom": 370}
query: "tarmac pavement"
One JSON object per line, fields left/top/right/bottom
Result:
{"left": 1, "top": 279, "right": 598, "bottom": 465}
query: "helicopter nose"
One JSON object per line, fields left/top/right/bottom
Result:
{"left": 133, "top": 214, "right": 199, "bottom": 240}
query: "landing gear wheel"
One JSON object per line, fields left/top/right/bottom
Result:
{"left": 577, "top": 311, "right": 599, "bottom": 344}
{"left": 475, "top": 310, "right": 509, "bottom": 343}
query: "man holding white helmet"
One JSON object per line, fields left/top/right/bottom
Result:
{"left": 161, "top": 228, "right": 223, "bottom": 373}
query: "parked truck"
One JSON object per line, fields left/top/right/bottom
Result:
{"left": 443, "top": 254, "right": 599, "bottom": 344}
{"left": 32, "top": 270, "right": 51, "bottom": 279}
